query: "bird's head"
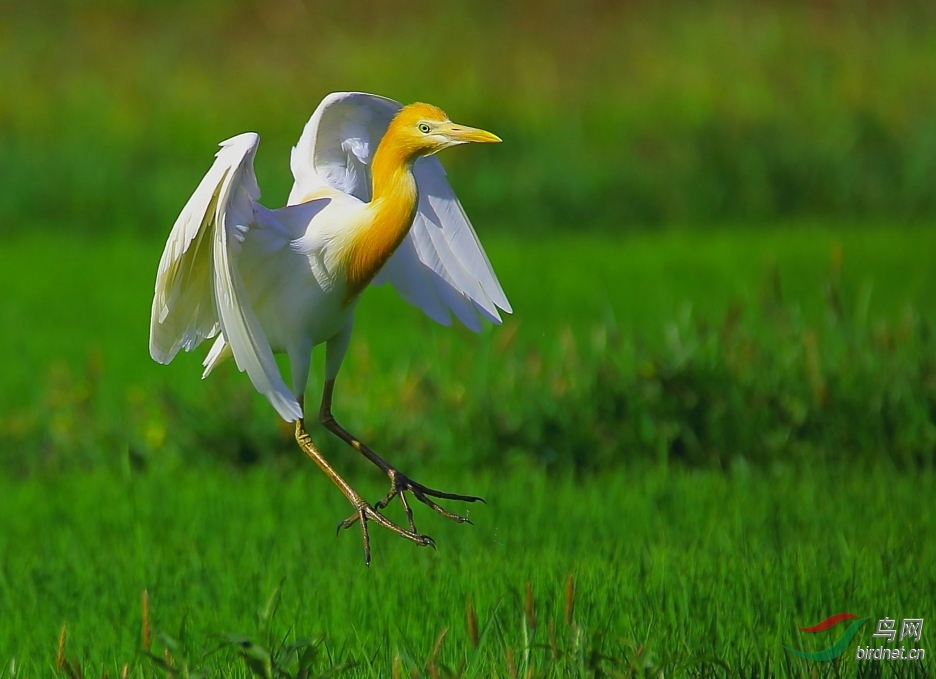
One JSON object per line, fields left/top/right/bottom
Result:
{"left": 385, "top": 102, "right": 501, "bottom": 161}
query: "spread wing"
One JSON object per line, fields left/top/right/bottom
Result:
{"left": 149, "top": 133, "right": 302, "bottom": 421}
{"left": 288, "top": 91, "right": 511, "bottom": 330}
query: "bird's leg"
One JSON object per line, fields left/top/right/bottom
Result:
{"left": 293, "top": 397, "right": 435, "bottom": 565}
{"left": 318, "top": 379, "right": 484, "bottom": 534}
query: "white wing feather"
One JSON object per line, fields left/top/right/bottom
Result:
{"left": 289, "top": 91, "right": 511, "bottom": 329}
{"left": 149, "top": 133, "right": 302, "bottom": 421}
{"left": 289, "top": 92, "right": 399, "bottom": 203}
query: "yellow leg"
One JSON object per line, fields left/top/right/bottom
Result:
{"left": 294, "top": 398, "right": 434, "bottom": 565}
{"left": 317, "top": 379, "right": 484, "bottom": 535}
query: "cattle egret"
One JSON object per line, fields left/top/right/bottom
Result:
{"left": 149, "top": 92, "right": 510, "bottom": 563}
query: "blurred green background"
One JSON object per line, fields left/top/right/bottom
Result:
{"left": 2, "top": 0, "right": 934, "bottom": 472}
{"left": 0, "top": 1, "right": 934, "bottom": 676}
{"left": 2, "top": 0, "right": 936, "bottom": 235}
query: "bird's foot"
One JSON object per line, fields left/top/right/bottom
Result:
{"left": 337, "top": 498, "right": 436, "bottom": 566}
{"left": 339, "top": 469, "right": 483, "bottom": 540}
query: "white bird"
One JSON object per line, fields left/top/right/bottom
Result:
{"left": 149, "top": 92, "right": 510, "bottom": 563}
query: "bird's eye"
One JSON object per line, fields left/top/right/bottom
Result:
{"left": 418, "top": 123, "right": 431, "bottom": 134}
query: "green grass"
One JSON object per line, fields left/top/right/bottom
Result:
{"left": 0, "top": 225, "right": 934, "bottom": 677}
{"left": 2, "top": 2, "right": 935, "bottom": 674}
{"left": 3, "top": 222, "right": 935, "bottom": 407}
{"left": 2, "top": 224, "right": 935, "bottom": 473}
{"left": 1, "top": 461, "right": 933, "bottom": 677}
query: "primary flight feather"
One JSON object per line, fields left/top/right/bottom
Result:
{"left": 149, "top": 92, "right": 509, "bottom": 563}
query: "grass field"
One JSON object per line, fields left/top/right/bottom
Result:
{"left": 3, "top": 224, "right": 935, "bottom": 472}
{"left": 1, "top": 458, "right": 932, "bottom": 678}
{"left": 2, "top": 1, "right": 935, "bottom": 676}
{"left": 0, "top": 226, "right": 934, "bottom": 677}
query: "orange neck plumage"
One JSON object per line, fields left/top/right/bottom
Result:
{"left": 342, "top": 125, "right": 419, "bottom": 302}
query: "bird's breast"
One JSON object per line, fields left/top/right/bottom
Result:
{"left": 341, "top": 179, "right": 418, "bottom": 302}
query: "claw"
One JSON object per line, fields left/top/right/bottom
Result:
{"left": 366, "top": 469, "right": 481, "bottom": 535}
{"left": 336, "top": 499, "right": 436, "bottom": 563}
{"left": 396, "top": 472, "right": 482, "bottom": 526}
{"left": 317, "top": 383, "right": 485, "bottom": 562}
{"left": 361, "top": 512, "right": 372, "bottom": 566}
